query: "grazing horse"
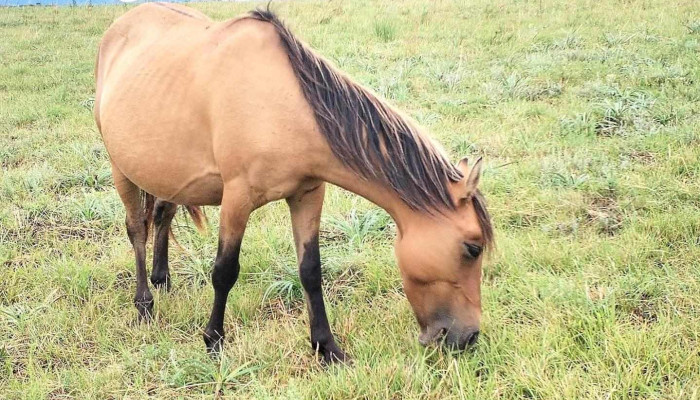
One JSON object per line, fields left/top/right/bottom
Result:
{"left": 94, "top": 3, "right": 494, "bottom": 362}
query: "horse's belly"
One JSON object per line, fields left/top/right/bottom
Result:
{"left": 104, "top": 120, "right": 224, "bottom": 206}
{"left": 115, "top": 151, "right": 224, "bottom": 206}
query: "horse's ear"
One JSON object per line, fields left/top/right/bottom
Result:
{"left": 456, "top": 157, "right": 470, "bottom": 176}
{"left": 456, "top": 157, "right": 482, "bottom": 199}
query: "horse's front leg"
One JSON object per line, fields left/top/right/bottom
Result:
{"left": 203, "top": 189, "right": 252, "bottom": 355}
{"left": 287, "top": 183, "right": 349, "bottom": 363}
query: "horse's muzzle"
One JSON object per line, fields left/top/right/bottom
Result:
{"left": 419, "top": 324, "right": 480, "bottom": 350}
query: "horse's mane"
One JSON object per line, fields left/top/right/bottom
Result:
{"left": 247, "top": 9, "right": 493, "bottom": 247}
{"left": 247, "top": 9, "right": 462, "bottom": 211}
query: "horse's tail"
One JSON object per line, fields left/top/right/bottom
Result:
{"left": 141, "top": 191, "right": 207, "bottom": 243}
{"left": 168, "top": 205, "right": 207, "bottom": 250}
{"left": 184, "top": 205, "right": 207, "bottom": 232}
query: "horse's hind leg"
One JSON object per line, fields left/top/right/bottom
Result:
{"left": 286, "top": 183, "right": 348, "bottom": 363}
{"left": 111, "top": 163, "right": 154, "bottom": 321}
{"left": 151, "top": 199, "right": 177, "bottom": 290}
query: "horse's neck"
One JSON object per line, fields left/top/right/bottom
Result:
{"left": 317, "top": 160, "right": 416, "bottom": 236}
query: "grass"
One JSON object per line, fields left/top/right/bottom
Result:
{"left": 1, "top": 0, "right": 700, "bottom": 398}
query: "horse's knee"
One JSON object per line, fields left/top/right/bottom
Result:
{"left": 212, "top": 262, "right": 239, "bottom": 291}
{"left": 211, "top": 240, "right": 241, "bottom": 291}
{"left": 299, "top": 238, "right": 321, "bottom": 292}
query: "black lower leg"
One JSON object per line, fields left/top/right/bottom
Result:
{"left": 126, "top": 216, "right": 153, "bottom": 321}
{"left": 203, "top": 238, "right": 241, "bottom": 354}
{"left": 299, "top": 237, "right": 347, "bottom": 363}
{"left": 151, "top": 199, "right": 177, "bottom": 290}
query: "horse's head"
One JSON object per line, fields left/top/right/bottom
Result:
{"left": 394, "top": 158, "right": 492, "bottom": 350}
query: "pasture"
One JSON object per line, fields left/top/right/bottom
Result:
{"left": 1, "top": 0, "right": 699, "bottom": 398}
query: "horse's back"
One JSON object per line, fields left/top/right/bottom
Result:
{"left": 96, "top": 3, "right": 212, "bottom": 104}
{"left": 102, "top": 2, "right": 210, "bottom": 39}
{"left": 96, "top": 5, "right": 323, "bottom": 206}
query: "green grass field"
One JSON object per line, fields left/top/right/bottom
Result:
{"left": 2, "top": 0, "right": 700, "bottom": 398}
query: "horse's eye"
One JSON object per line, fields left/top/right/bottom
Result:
{"left": 463, "top": 243, "right": 482, "bottom": 259}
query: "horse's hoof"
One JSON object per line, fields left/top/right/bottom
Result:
{"left": 135, "top": 295, "right": 154, "bottom": 322}
{"left": 203, "top": 331, "right": 224, "bottom": 357}
{"left": 319, "top": 343, "right": 351, "bottom": 365}
{"left": 136, "top": 303, "right": 154, "bottom": 323}
{"left": 150, "top": 273, "right": 171, "bottom": 291}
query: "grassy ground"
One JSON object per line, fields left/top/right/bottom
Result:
{"left": 2, "top": 0, "right": 700, "bottom": 398}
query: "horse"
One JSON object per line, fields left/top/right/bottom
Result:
{"left": 94, "top": 3, "right": 494, "bottom": 363}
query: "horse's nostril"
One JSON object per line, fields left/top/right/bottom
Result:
{"left": 467, "top": 330, "right": 480, "bottom": 346}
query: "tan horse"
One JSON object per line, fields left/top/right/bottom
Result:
{"left": 95, "top": 3, "right": 494, "bottom": 362}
